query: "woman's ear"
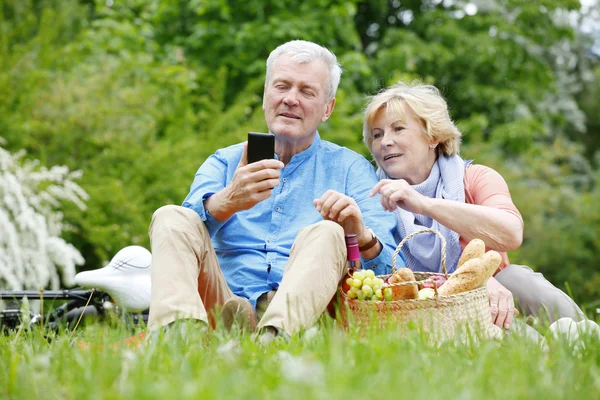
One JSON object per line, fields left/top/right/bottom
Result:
{"left": 429, "top": 143, "right": 438, "bottom": 150}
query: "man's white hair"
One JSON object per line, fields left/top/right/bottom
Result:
{"left": 265, "top": 40, "right": 342, "bottom": 102}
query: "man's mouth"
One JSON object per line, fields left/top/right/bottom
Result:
{"left": 383, "top": 154, "right": 402, "bottom": 161}
{"left": 279, "top": 112, "right": 301, "bottom": 120}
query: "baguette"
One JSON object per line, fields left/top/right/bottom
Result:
{"left": 456, "top": 238, "right": 485, "bottom": 269}
{"left": 481, "top": 250, "right": 502, "bottom": 279}
{"left": 389, "top": 267, "right": 418, "bottom": 300}
{"left": 438, "top": 258, "right": 484, "bottom": 296}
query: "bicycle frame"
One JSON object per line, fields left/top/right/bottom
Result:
{"left": 0, "top": 288, "right": 112, "bottom": 333}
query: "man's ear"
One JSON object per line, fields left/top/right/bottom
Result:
{"left": 321, "top": 98, "right": 336, "bottom": 122}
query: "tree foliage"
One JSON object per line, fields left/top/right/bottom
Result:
{"left": 0, "top": 0, "right": 598, "bottom": 307}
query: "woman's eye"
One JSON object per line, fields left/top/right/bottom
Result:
{"left": 394, "top": 126, "right": 405, "bottom": 132}
{"left": 373, "top": 132, "right": 383, "bottom": 140}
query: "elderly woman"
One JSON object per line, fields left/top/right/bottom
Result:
{"left": 363, "top": 82, "right": 585, "bottom": 331}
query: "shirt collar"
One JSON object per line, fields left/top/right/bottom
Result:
{"left": 287, "top": 131, "right": 321, "bottom": 165}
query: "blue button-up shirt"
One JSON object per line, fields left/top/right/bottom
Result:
{"left": 182, "top": 133, "right": 404, "bottom": 307}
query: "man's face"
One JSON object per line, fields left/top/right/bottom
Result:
{"left": 263, "top": 54, "right": 335, "bottom": 143}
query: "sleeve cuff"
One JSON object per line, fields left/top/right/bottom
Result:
{"left": 361, "top": 243, "right": 404, "bottom": 276}
{"left": 182, "top": 193, "right": 226, "bottom": 235}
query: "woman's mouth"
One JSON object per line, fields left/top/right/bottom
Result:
{"left": 383, "top": 154, "right": 402, "bottom": 161}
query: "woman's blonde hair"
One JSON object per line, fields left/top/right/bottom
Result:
{"left": 363, "top": 81, "right": 462, "bottom": 156}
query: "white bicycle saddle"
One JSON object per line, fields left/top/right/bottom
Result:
{"left": 74, "top": 245, "right": 152, "bottom": 312}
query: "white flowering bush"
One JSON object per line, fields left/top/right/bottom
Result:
{"left": 0, "top": 138, "right": 88, "bottom": 290}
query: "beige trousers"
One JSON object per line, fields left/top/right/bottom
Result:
{"left": 147, "top": 205, "right": 347, "bottom": 336}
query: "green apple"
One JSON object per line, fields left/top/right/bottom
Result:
{"left": 418, "top": 288, "right": 436, "bottom": 300}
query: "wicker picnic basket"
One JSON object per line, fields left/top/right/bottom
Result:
{"left": 339, "top": 228, "right": 501, "bottom": 341}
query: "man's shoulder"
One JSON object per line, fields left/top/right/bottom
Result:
{"left": 213, "top": 142, "right": 245, "bottom": 159}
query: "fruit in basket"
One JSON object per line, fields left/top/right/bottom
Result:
{"left": 344, "top": 269, "right": 386, "bottom": 301}
{"left": 388, "top": 267, "right": 418, "bottom": 300}
{"left": 420, "top": 275, "right": 447, "bottom": 290}
{"left": 418, "top": 287, "right": 436, "bottom": 300}
{"left": 383, "top": 287, "right": 393, "bottom": 302}
{"left": 457, "top": 238, "right": 485, "bottom": 269}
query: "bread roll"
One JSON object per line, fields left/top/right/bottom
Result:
{"left": 456, "top": 238, "right": 485, "bottom": 269}
{"left": 389, "top": 267, "right": 418, "bottom": 300}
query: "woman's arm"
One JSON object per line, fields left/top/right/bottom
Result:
{"left": 372, "top": 164, "right": 523, "bottom": 252}
{"left": 421, "top": 198, "right": 522, "bottom": 251}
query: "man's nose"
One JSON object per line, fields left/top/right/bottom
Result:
{"left": 283, "top": 89, "right": 299, "bottom": 106}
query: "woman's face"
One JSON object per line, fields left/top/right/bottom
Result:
{"left": 370, "top": 106, "right": 437, "bottom": 185}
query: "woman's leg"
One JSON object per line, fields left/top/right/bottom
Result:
{"left": 495, "top": 264, "right": 585, "bottom": 324}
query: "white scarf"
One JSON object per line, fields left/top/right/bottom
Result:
{"left": 377, "top": 155, "right": 467, "bottom": 273}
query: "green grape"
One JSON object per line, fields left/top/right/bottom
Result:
{"left": 352, "top": 278, "right": 362, "bottom": 288}
{"left": 345, "top": 277, "right": 354, "bottom": 286}
{"left": 347, "top": 289, "right": 357, "bottom": 299}
{"left": 365, "top": 269, "right": 375, "bottom": 279}
{"left": 373, "top": 284, "right": 381, "bottom": 292}
{"left": 350, "top": 286, "right": 360, "bottom": 295}
{"left": 375, "top": 288, "right": 383, "bottom": 298}
{"left": 371, "top": 295, "right": 379, "bottom": 301}
{"left": 354, "top": 270, "right": 366, "bottom": 281}
{"left": 362, "top": 277, "right": 373, "bottom": 287}
{"left": 383, "top": 287, "right": 393, "bottom": 302}
{"left": 361, "top": 285, "right": 374, "bottom": 297}
{"left": 357, "top": 290, "right": 366, "bottom": 301}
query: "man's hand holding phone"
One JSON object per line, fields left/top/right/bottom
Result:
{"left": 204, "top": 133, "right": 282, "bottom": 221}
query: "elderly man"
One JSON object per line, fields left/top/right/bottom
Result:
{"left": 147, "top": 40, "right": 401, "bottom": 341}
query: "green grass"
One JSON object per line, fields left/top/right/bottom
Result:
{"left": 1, "top": 317, "right": 599, "bottom": 400}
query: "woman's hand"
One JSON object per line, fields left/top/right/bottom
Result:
{"left": 313, "top": 190, "right": 367, "bottom": 242}
{"left": 487, "top": 277, "right": 515, "bottom": 330}
{"left": 370, "top": 179, "right": 431, "bottom": 214}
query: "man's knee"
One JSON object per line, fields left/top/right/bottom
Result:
{"left": 150, "top": 205, "right": 202, "bottom": 232}
{"left": 298, "top": 220, "right": 344, "bottom": 240}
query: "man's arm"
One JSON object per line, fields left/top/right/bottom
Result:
{"left": 183, "top": 143, "right": 283, "bottom": 228}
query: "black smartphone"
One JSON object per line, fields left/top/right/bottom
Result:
{"left": 247, "top": 132, "right": 275, "bottom": 164}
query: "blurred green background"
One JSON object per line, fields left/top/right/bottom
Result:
{"left": 1, "top": 0, "right": 598, "bottom": 309}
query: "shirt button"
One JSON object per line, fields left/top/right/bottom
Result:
{"left": 276, "top": 207, "right": 281, "bottom": 212}
{"left": 282, "top": 178, "right": 287, "bottom": 182}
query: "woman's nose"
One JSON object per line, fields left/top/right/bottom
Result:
{"left": 380, "top": 132, "right": 393, "bottom": 146}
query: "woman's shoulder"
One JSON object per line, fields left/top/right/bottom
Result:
{"left": 464, "top": 163, "right": 511, "bottom": 197}
{"left": 465, "top": 163, "right": 506, "bottom": 182}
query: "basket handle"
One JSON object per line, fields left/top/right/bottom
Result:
{"left": 392, "top": 228, "right": 447, "bottom": 275}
